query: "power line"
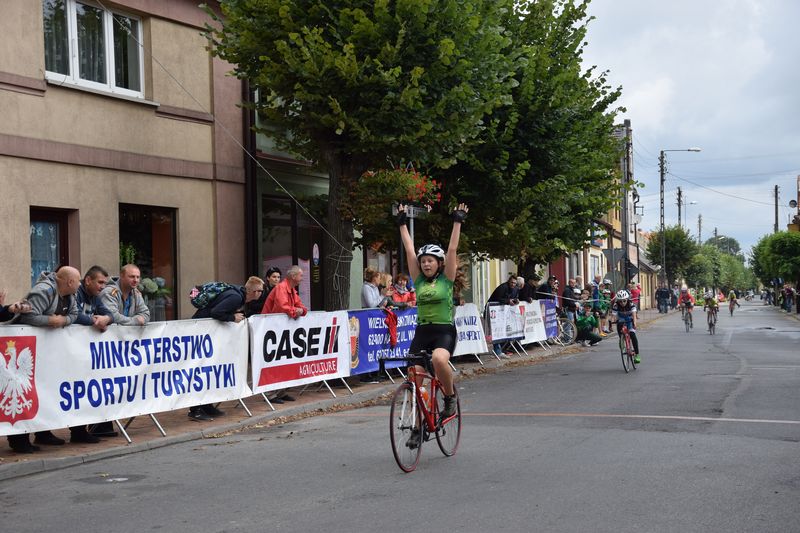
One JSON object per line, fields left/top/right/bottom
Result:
{"left": 666, "top": 172, "right": 776, "bottom": 206}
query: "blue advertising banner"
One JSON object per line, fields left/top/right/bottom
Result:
{"left": 541, "top": 300, "right": 559, "bottom": 338}
{"left": 346, "top": 308, "right": 418, "bottom": 375}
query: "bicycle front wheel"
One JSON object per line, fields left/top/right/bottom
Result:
{"left": 620, "top": 336, "right": 632, "bottom": 373}
{"left": 389, "top": 382, "right": 422, "bottom": 472}
{"left": 434, "top": 386, "right": 461, "bottom": 456}
{"left": 685, "top": 315, "right": 690, "bottom": 333}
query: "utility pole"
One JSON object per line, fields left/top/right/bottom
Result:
{"left": 621, "top": 120, "right": 632, "bottom": 285}
{"left": 774, "top": 185, "right": 780, "bottom": 233}
{"left": 659, "top": 151, "right": 666, "bottom": 283}
{"left": 697, "top": 214, "right": 702, "bottom": 244}
{"left": 676, "top": 187, "right": 683, "bottom": 229}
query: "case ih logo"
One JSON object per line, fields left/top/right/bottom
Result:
{"left": 258, "top": 318, "right": 342, "bottom": 387}
{"left": 0, "top": 336, "right": 38, "bottom": 424}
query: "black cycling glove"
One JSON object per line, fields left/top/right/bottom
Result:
{"left": 451, "top": 209, "right": 467, "bottom": 223}
{"left": 396, "top": 209, "right": 408, "bottom": 227}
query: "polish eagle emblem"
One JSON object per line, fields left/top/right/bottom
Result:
{"left": 0, "top": 338, "right": 38, "bottom": 422}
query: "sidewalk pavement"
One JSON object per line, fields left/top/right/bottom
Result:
{"left": 0, "top": 307, "right": 668, "bottom": 481}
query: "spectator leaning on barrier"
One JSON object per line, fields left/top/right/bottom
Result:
{"left": 243, "top": 276, "right": 266, "bottom": 318}
{"left": 562, "top": 278, "right": 579, "bottom": 321}
{"left": 8, "top": 266, "right": 80, "bottom": 453}
{"left": 71, "top": 265, "right": 115, "bottom": 443}
{"left": 488, "top": 274, "right": 519, "bottom": 358}
{"left": 518, "top": 275, "right": 540, "bottom": 302}
{"left": 538, "top": 275, "right": 558, "bottom": 301}
{"left": 188, "top": 279, "right": 253, "bottom": 421}
{"left": 76, "top": 266, "right": 114, "bottom": 333}
{"left": 262, "top": 265, "right": 307, "bottom": 398}
{"left": 262, "top": 265, "right": 307, "bottom": 319}
{"left": 0, "top": 289, "right": 32, "bottom": 323}
{"left": 100, "top": 264, "right": 150, "bottom": 326}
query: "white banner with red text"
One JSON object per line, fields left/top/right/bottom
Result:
{"left": 520, "top": 302, "right": 548, "bottom": 344}
{"left": 0, "top": 320, "right": 251, "bottom": 436}
{"left": 249, "top": 311, "right": 351, "bottom": 394}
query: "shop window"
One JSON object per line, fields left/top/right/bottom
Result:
{"left": 30, "top": 208, "right": 70, "bottom": 286}
{"left": 119, "top": 204, "right": 177, "bottom": 320}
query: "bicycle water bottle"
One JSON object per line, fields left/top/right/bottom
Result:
{"left": 420, "top": 386, "right": 430, "bottom": 409}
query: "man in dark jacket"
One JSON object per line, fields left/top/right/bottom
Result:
{"left": 538, "top": 275, "right": 558, "bottom": 301}
{"left": 518, "top": 275, "right": 540, "bottom": 302}
{"left": 488, "top": 274, "right": 519, "bottom": 305}
{"left": 72, "top": 266, "right": 115, "bottom": 443}
{"left": 562, "top": 278, "right": 579, "bottom": 321}
{"left": 189, "top": 279, "right": 263, "bottom": 420}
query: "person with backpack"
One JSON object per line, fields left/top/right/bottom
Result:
{"left": 187, "top": 277, "right": 262, "bottom": 421}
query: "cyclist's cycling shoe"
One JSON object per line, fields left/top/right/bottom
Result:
{"left": 440, "top": 395, "right": 457, "bottom": 420}
{"left": 406, "top": 429, "right": 421, "bottom": 449}
{"left": 634, "top": 355, "right": 641, "bottom": 364}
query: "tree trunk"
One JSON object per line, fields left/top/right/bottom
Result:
{"left": 322, "top": 150, "right": 356, "bottom": 311}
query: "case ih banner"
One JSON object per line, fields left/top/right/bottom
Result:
{"left": 0, "top": 320, "right": 251, "bottom": 436}
{"left": 249, "top": 311, "right": 351, "bottom": 393}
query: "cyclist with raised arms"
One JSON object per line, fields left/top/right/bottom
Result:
{"left": 397, "top": 202, "right": 467, "bottom": 446}
{"left": 678, "top": 286, "right": 695, "bottom": 328}
{"left": 611, "top": 289, "right": 641, "bottom": 364}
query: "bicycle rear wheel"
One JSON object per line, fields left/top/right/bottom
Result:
{"left": 389, "top": 382, "right": 422, "bottom": 472}
{"left": 434, "top": 386, "right": 461, "bottom": 456}
{"left": 620, "top": 336, "right": 632, "bottom": 373}
{"left": 557, "top": 318, "right": 577, "bottom": 345}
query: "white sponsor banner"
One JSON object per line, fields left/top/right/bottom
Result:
{"left": 453, "top": 304, "right": 489, "bottom": 356}
{"left": 0, "top": 320, "right": 251, "bottom": 436}
{"left": 249, "top": 311, "right": 350, "bottom": 393}
{"left": 486, "top": 303, "right": 525, "bottom": 343}
{"left": 520, "top": 301, "right": 548, "bottom": 344}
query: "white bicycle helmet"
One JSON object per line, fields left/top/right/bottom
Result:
{"left": 416, "top": 244, "right": 445, "bottom": 261}
{"left": 704, "top": 291, "right": 713, "bottom": 299}
{"left": 616, "top": 289, "right": 630, "bottom": 300}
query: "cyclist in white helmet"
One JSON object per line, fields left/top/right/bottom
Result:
{"left": 611, "top": 289, "right": 641, "bottom": 364}
{"left": 397, "top": 202, "right": 468, "bottom": 448}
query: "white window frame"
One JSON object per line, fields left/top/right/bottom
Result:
{"left": 44, "top": 0, "right": 145, "bottom": 99}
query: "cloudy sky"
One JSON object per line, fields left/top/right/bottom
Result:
{"left": 582, "top": 0, "right": 800, "bottom": 256}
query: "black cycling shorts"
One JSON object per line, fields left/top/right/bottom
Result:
{"left": 409, "top": 323, "right": 457, "bottom": 355}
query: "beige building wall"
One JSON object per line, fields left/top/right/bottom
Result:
{"left": 0, "top": 0, "right": 246, "bottom": 318}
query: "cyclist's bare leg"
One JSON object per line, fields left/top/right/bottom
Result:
{"left": 432, "top": 348, "right": 454, "bottom": 396}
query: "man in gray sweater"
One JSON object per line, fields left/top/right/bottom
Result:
{"left": 8, "top": 266, "right": 80, "bottom": 453}
{"left": 99, "top": 264, "right": 150, "bottom": 326}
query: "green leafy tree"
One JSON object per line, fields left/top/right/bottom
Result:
{"left": 705, "top": 234, "right": 742, "bottom": 257}
{"left": 423, "top": 0, "right": 624, "bottom": 262}
{"left": 646, "top": 225, "right": 698, "bottom": 284}
{"left": 683, "top": 252, "right": 713, "bottom": 288}
{"left": 205, "top": 0, "right": 516, "bottom": 308}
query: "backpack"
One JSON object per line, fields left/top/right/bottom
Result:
{"left": 189, "top": 282, "right": 235, "bottom": 309}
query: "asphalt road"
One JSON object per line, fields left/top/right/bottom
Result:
{"left": 2, "top": 300, "right": 799, "bottom": 533}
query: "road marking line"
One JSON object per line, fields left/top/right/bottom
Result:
{"left": 331, "top": 412, "right": 800, "bottom": 425}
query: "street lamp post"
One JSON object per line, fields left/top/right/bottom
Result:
{"left": 659, "top": 148, "right": 701, "bottom": 284}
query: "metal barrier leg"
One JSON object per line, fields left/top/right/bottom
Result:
{"left": 261, "top": 392, "right": 276, "bottom": 411}
{"left": 473, "top": 353, "right": 485, "bottom": 366}
{"left": 339, "top": 378, "right": 354, "bottom": 395}
{"left": 238, "top": 398, "right": 253, "bottom": 417}
{"left": 116, "top": 419, "right": 132, "bottom": 444}
{"left": 149, "top": 414, "right": 167, "bottom": 437}
{"left": 322, "top": 380, "right": 337, "bottom": 398}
